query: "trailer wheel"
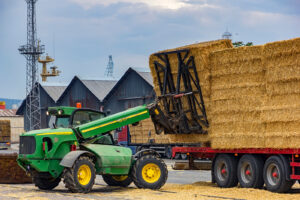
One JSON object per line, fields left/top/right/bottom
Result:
{"left": 165, "top": 146, "right": 172, "bottom": 159}
{"left": 33, "top": 175, "right": 61, "bottom": 190}
{"left": 102, "top": 175, "right": 132, "bottom": 187}
{"left": 214, "top": 154, "right": 238, "bottom": 188}
{"left": 63, "top": 156, "right": 96, "bottom": 193}
{"left": 132, "top": 155, "right": 168, "bottom": 189}
{"left": 237, "top": 155, "right": 264, "bottom": 188}
{"left": 263, "top": 156, "right": 294, "bottom": 193}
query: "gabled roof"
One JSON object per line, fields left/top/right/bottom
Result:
{"left": 81, "top": 79, "right": 117, "bottom": 101}
{"left": 103, "top": 67, "right": 154, "bottom": 103}
{"left": 135, "top": 71, "right": 153, "bottom": 86}
{"left": 42, "top": 85, "right": 67, "bottom": 102}
{"left": 56, "top": 76, "right": 117, "bottom": 103}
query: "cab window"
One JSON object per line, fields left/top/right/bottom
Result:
{"left": 72, "top": 110, "right": 105, "bottom": 126}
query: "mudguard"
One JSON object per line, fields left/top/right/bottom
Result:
{"left": 60, "top": 150, "right": 95, "bottom": 168}
{"left": 133, "top": 149, "right": 160, "bottom": 159}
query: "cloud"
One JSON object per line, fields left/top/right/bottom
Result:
{"left": 69, "top": 0, "right": 190, "bottom": 10}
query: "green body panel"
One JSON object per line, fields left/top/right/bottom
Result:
{"left": 17, "top": 128, "right": 77, "bottom": 178}
{"left": 83, "top": 144, "right": 132, "bottom": 175}
{"left": 78, "top": 105, "right": 149, "bottom": 139}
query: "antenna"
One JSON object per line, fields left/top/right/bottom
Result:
{"left": 105, "top": 55, "right": 114, "bottom": 78}
{"left": 222, "top": 27, "right": 232, "bottom": 40}
{"left": 18, "top": 0, "right": 44, "bottom": 130}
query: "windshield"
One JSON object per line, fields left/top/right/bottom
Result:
{"left": 49, "top": 115, "right": 70, "bottom": 128}
{"left": 72, "top": 110, "right": 105, "bottom": 126}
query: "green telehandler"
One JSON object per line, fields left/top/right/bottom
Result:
{"left": 17, "top": 104, "right": 168, "bottom": 193}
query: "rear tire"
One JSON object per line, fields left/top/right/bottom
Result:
{"left": 237, "top": 155, "right": 264, "bottom": 188}
{"left": 33, "top": 175, "right": 60, "bottom": 190}
{"left": 63, "top": 156, "right": 96, "bottom": 193}
{"left": 102, "top": 175, "right": 132, "bottom": 187}
{"left": 263, "top": 156, "right": 294, "bottom": 193}
{"left": 132, "top": 155, "right": 168, "bottom": 189}
{"left": 214, "top": 154, "right": 238, "bottom": 188}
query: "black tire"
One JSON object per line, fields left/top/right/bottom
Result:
{"left": 63, "top": 156, "right": 96, "bottom": 193}
{"left": 263, "top": 156, "right": 294, "bottom": 193}
{"left": 214, "top": 154, "right": 238, "bottom": 188}
{"left": 237, "top": 155, "right": 264, "bottom": 188}
{"left": 165, "top": 146, "right": 172, "bottom": 159}
{"left": 132, "top": 155, "right": 168, "bottom": 189}
{"left": 33, "top": 175, "right": 61, "bottom": 190}
{"left": 102, "top": 175, "right": 132, "bottom": 187}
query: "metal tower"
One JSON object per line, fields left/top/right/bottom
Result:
{"left": 222, "top": 28, "right": 232, "bottom": 40}
{"left": 105, "top": 55, "right": 114, "bottom": 77}
{"left": 19, "top": 0, "right": 44, "bottom": 131}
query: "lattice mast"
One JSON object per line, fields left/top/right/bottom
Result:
{"left": 19, "top": 0, "right": 44, "bottom": 131}
{"left": 105, "top": 55, "right": 114, "bottom": 77}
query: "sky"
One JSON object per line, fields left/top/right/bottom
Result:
{"left": 0, "top": 0, "right": 299, "bottom": 99}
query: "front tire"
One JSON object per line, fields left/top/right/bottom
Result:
{"left": 132, "top": 155, "right": 168, "bottom": 189}
{"left": 102, "top": 175, "right": 132, "bottom": 187}
{"left": 63, "top": 156, "right": 96, "bottom": 193}
{"left": 33, "top": 175, "right": 61, "bottom": 190}
{"left": 263, "top": 156, "right": 294, "bottom": 193}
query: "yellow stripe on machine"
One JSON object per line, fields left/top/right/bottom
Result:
{"left": 82, "top": 110, "right": 148, "bottom": 133}
{"left": 37, "top": 132, "right": 73, "bottom": 136}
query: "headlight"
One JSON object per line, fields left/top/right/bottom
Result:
{"left": 46, "top": 111, "right": 49, "bottom": 115}
{"left": 58, "top": 110, "right": 63, "bottom": 115}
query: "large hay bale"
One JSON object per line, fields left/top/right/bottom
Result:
{"left": 0, "top": 120, "right": 11, "bottom": 142}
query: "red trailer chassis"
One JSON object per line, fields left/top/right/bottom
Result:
{"left": 172, "top": 147, "right": 300, "bottom": 192}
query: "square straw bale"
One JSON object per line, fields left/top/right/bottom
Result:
{"left": 210, "top": 85, "right": 265, "bottom": 101}
{"left": 266, "top": 64, "right": 300, "bottom": 82}
{"left": 261, "top": 108, "right": 300, "bottom": 123}
{"left": 261, "top": 94, "right": 300, "bottom": 110}
{"left": 210, "top": 97, "right": 263, "bottom": 114}
{"left": 167, "top": 134, "right": 210, "bottom": 144}
{"left": 210, "top": 135, "right": 265, "bottom": 149}
{"left": 263, "top": 37, "right": 300, "bottom": 56}
{"left": 266, "top": 80, "right": 300, "bottom": 95}
{"left": 211, "top": 72, "right": 265, "bottom": 90}
{"left": 210, "top": 122, "right": 265, "bottom": 135}
{"left": 210, "top": 111, "right": 261, "bottom": 125}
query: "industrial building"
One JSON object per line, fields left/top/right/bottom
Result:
{"left": 17, "top": 68, "right": 155, "bottom": 130}
{"left": 17, "top": 83, "right": 67, "bottom": 130}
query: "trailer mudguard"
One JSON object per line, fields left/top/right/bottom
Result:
{"left": 60, "top": 150, "right": 95, "bottom": 168}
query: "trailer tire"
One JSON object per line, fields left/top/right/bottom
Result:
{"left": 165, "top": 146, "right": 172, "bottom": 159}
{"left": 102, "top": 175, "right": 132, "bottom": 187}
{"left": 237, "top": 155, "right": 264, "bottom": 188}
{"left": 33, "top": 175, "right": 61, "bottom": 190}
{"left": 263, "top": 156, "right": 294, "bottom": 193}
{"left": 63, "top": 156, "right": 96, "bottom": 193}
{"left": 132, "top": 155, "right": 168, "bottom": 189}
{"left": 214, "top": 154, "right": 238, "bottom": 188}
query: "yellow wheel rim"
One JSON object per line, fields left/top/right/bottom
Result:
{"left": 77, "top": 164, "right": 92, "bottom": 185}
{"left": 141, "top": 163, "right": 161, "bottom": 183}
{"left": 112, "top": 175, "right": 128, "bottom": 182}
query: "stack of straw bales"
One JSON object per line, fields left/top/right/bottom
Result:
{"left": 209, "top": 46, "right": 265, "bottom": 148}
{"left": 148, "top": 37, "right": 300, "bottom": 149}
{"left": 0, "top": 120, "right": 11, "bottom": 142}
{"left": 262, "top": 38, "right": 300, "bottom": 148}
{"left": 129, "top": 118, "right": 170, "bottom": 144}
{"left": 149, "top": 40, "right": 233, "bottom": 144}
